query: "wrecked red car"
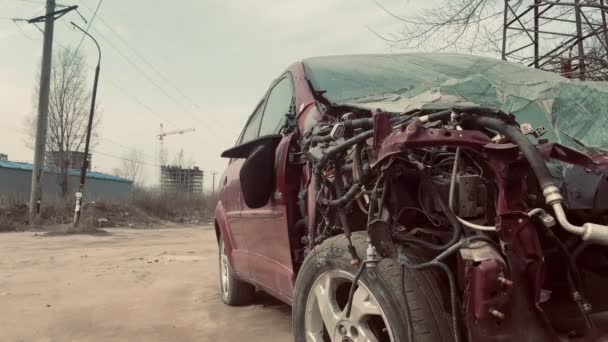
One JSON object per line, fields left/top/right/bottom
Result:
{"left": 215, "top": 53, "right": 608, "bottom": 341}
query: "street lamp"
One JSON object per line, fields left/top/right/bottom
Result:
{"left": 70, "top": 21, "right": 101, "bottom": 228}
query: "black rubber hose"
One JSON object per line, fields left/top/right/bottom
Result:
{"left": 405, "top": 235, "right": 500, "bottom": 268}
{"left": 344, "top": 118, "right": 373, "bottom": 131}
{"left": 540, "top": 225, "right": 593, "bottom": 328}
{"left": 341, "top": 163, "right": 353, "bottom": 173}
{"left": 424, "top": 109, "right": 453, "bottom": 123}
{"left": 469, "top": 116, "right": 556, "bottom": 189}
{"left": 322, "top": 184, "right": 361, "bottom": 207}
{"left": 398, "top": 236, "right": 503, "bottom": 341}
{"left": 453, "top": 105, "right": 514, "bottom": 123}
{"left": 317, "top": 130, "right": 374, "bottom": 170}
{"left": 399, "top": 234, "right": 501, "bottom": 340}
{"left": 310, "top": 134, "right": 334, "bottom": 146}
{"left": 344, "top": 260, "right": 368, "bottom": 318}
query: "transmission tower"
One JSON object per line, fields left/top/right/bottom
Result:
{"left": 502, "top": 0, "right": 608, "bottom": 80}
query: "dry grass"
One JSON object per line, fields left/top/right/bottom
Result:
{"left": 0, "top": 188, "right": 216, "bottom": 230}
{"left": 133, "top": 187, "right": 215, "bottom": 224}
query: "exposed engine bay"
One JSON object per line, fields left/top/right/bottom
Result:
{"left": 297, "top": 104, "right": 608, "bottom": 341}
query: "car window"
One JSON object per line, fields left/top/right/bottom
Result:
{"left": 239, "top": 100, "right": 265, "bottom": 144}
{"left": 258, "top": 76, "right": 294, "bottom": 136}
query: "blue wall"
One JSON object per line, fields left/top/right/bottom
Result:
{"left": 0, "top": 166, "right": 133, "bottom": 205}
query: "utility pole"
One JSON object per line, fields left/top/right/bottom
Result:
{"left": 28, "top": 0, "right": 56, "bottom": 225}
{"left": 71, "top": 22, "right": 101, "bottom": 228}
{"left": 211, "top": 171, "right": 218, "bottom": 198}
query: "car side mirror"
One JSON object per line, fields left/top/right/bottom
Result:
{"left": 221, "top": 135, "right": 282, "bottom": 208}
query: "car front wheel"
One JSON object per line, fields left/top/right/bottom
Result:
{"left": 292, "top": 232, "right": 453, "bottom": 342}
{"left": 218, "top": 237, "right": 255, "bottom": 306}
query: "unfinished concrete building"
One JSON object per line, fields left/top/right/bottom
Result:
{"left": 46, "top": 151, "right": 91, "bottom": 170}
{"left": 160, "top": 165, "right": 204, "bottom": 196}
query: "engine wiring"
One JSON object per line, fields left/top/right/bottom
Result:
{"left": 300, "top": 104, "right": 604, "bottom": 339}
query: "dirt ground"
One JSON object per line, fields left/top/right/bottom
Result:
{"left": 0, "top": 226, "right": 292, "bottom": 342}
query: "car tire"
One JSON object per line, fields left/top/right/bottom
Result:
{"left": 292, "top": 231, "right": 454, "bottom": 341}
{"left": 218, "top": 237, "right": 255, "bottom": 306}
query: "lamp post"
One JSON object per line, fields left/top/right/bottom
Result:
{"left": 71, "top": 21, "right": 101, "bottom": 228}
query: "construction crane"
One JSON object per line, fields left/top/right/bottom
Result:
{"left": 157, "top": 123, "right": 195, "bottom": 167}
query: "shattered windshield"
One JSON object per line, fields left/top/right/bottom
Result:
{"left": 303, "top": 53, "right": 608, "bottom": 151}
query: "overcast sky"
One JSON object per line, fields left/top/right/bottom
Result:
{"left": 0, "top": 0, "right": 447, "bottom": 189}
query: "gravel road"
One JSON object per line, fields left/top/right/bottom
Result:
{"left": 0, "top": 226, "right": 292, "bottom": 342}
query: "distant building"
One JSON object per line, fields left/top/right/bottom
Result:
{"left": 0, "top": 159, "right": 132, "bottom": 205}
{"left": 0, "top": 153, "right": 7, "bottom": 161}
{"left": 161, "top": 165, "right": 203, "bottom": 196}
{"left": 46, "top": 151, "right": 92, "bottom": 170}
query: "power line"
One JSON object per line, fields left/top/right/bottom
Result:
{"left": 70, "top": 0, "right": 102, "bottom": 59}
{"left": 15, "top": 0, "right": 69, "bottom": 7}
{"left": 91, "top": 150, "right": 159, "bottom": 167}
{"left": 52, "top": 41, "right": 178, "bottom": 127}
{"left": 75, "top": 0, "right": 205, "bottom": 112}
{"left": 90, "top": 26, "right": 220, "bottom": 130}
{"left": 0, "top": 119, "right": 160, "bottom": 167}
{"left": 0, "top": 118, "right": 149, "bottom": 159}
{"left": 100, "top": 136, "right": 157, "bottom": 160}
{"left": 8, "top": 5, "right": 178, "bottom": 131}
{"left": 12, "top": 19, "right": 39, "bottom": 40}
{"left": 0, "top": 120, "right": 217, "bottom": 184}
{"left": 88, "top": 26, "right": 205, "bottom": 123}
{"left": 12, "top": 6, "right": 225, "bottom": 169}
{"left": 26, "top": 30, "right": 202, "bottom": 151}
{"left": 74, "top": 0, "right": 225, "bottom": 133}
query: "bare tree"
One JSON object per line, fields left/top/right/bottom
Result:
{"left": 111, "top": 167, "right": 123, "bottom": 178}
{"left": 374, "top": 0, "right": 608, "bottom": 79}
{"left": 120, "top": 149, "right": 145, "bottom": 185}
{"left": 172, "top": 149, "right": 194, "bottom": 169}
{"left": 372, "top": 0, "right": 509, "bottom": 52}
{"left": 25, "top": 47, "right": 101, "bottom": 198}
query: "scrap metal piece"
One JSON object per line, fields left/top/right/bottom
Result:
{"left": 533, "top": 126, "right": 547, "bottom": 138}
{"left": 521, "top": 123, "right": 534, "bottom": 135}
{"left": 460, "top": 241, "right": 506, "bottom": 264}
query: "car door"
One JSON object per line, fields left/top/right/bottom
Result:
{"left": 241, "top": 74, "right": 296, "bottom": 299}
{"left": 219, "top": 100, "right": 265, "bottom": 279}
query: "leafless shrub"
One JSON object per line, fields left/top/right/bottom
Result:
{"left": 133, "top": 186, "right": 215, "bottom": 223}
{"left": 0, "top": 196, "right": 73, "bottom": 228}
{"left": 372, "top": 0, "right": 513, "bottom": 52}
{"left": 24, "top": 47, "right": 102, "bottom": 198}
{"left": 114, "top": 149, "right": 145, "bottom": 186}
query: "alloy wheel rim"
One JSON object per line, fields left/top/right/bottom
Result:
{"left": 219, "top": 241, "right": 229, "bottom": 296}
{"left": 304, "top": 270, "right": 395, "bottom": 342}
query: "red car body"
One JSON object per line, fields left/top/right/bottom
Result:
{"left": 214, "top": 55, "right": 608, "bottom": 341}
{"left": 214, "top": 62, "right": 317, "bottom": 304}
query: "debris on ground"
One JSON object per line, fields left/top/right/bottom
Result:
{"left": 0, "top": 199, "right": 214, "bottom": 231}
